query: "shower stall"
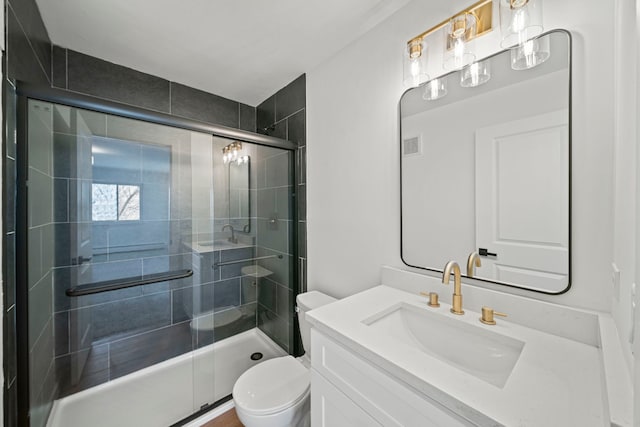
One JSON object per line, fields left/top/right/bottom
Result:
{"left": 14, "top": 85, "right": 300, "bottom": 427}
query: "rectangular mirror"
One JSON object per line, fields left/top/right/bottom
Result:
{"left": 400, "top": 30, "right": 571, "bottom": 293}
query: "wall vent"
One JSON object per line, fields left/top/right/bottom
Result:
{"left": 403, "top": 136, "right": 422, "bottom": 156}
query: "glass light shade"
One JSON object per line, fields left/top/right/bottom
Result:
{"left": 460, "top": 60, "right": 491, "bottom": 87}
{"left": 443, "top": 13, "right": 477, "bottom": 70}
{"left": 500, "top": 0, "right": 544, "bottom": 48}
{"left": 510, "top": 35, "right": 550, "bottom": 70}
{"left": 422, "top": 78, "right": 447, "bottom": 101}
{"left": 403, "top": 39, "right": 429, "bottom": 87}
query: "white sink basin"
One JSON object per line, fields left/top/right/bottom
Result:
{"left": 363, "top": 303, "right": 524, "bottom": 388}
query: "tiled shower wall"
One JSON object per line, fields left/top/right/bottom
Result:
{"left": 257, "top": 75, "right": 307, "bottom": 289}
{"left": 4, "top": 0, "right": 53, "bottom": 424}
{"left": 255, "top": 75, "right": 306, "bottom": 353}
{"left": 51, "top": 47, "right": 256, "bottom": 132}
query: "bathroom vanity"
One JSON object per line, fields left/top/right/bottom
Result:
{"left": 307, "top": 267, "right": 632, "bottom": 426}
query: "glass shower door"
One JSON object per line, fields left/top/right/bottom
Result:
{"left": 23, "top": 100, "right": 219, "bottom": 426}
{"left": 20, "top": 94, "right": 297, "bottom": 427}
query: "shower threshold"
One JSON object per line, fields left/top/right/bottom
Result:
{"left": 45, "top": 328, "right": 286, "bottom": 427}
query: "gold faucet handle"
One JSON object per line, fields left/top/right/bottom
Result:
{"left": 480, "top": 306, "right": 507, "bottom": 325}
{"left": 419, "top": 292, "right": 441, "bottom": 307}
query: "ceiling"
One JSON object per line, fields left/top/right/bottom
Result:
{"left": 36, "top": 0, "right": 412, "bottom": 106}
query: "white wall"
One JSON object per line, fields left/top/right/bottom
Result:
{"left": 613, "top": 0, "right": 639, "bottom": 378}
{"left": 634, "top": 1, "right": 640, "bottom": 424}
{"left": 1, "top": 1, "right": 5, "bottom": 422}
{"left": 307, "top": 0, "right": 616, "bottom": 312}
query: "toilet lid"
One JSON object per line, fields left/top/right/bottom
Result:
{"left": 233, "top": 356, "right": 309, "bottom": 416}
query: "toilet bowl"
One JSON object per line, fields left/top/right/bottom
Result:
{"left": 232, "top": 291, "right": 337, "bottom": 427}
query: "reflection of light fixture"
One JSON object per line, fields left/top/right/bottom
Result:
{"left": 443, "top": 13, "right": 477, "bottom": 70}
{"left": 510, "top": 35, "right": 549, "bottom": 70}
{"left": 422, "top": 78, "right": 447, "bottom": 101}
{"left": 500, "top": 0, "right": 543, "bottom": 48}
{"left": 222, "top": 141, "right": 243, "bottom": 164}
{"left": 460, "top": 60, "right": 491, "bottom": 87}
{"left": 403, "top": 0, "right": 492, "bottom": 87}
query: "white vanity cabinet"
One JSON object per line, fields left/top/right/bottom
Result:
{"left": 310, "top": 329, "right": 476, "bottom": 427}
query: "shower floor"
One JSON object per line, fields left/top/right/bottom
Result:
{"left": 46, "top": 328, "right": 286, "bottom": 427}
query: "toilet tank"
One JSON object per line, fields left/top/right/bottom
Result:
{"left": 296, "top": 291, "right": 337, "bottom": 356}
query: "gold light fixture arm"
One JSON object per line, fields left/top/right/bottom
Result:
{"left": 406, "top": 0, "right": 493, "bottom": 50}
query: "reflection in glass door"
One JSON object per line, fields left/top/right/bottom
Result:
{"left": 19, "top": 96, "right": 296, "bottom": 427}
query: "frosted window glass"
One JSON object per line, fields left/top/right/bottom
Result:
{"left": 92, "top": 184, "right": 140, "bottom": 221}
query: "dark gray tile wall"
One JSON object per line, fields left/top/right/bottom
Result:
{"left": 51, "top": 47, "right": 257, "bottom": 132}
{"left": 5, "top": 0, "right": 53, "bottom": 422}
{"left": 4, "top": 1, "right": 299, "bottom": 419}
{"left": 253, "top": 145, "right": 294, "bottom": 351}
{"left": 255, "top": 75, "right": 306, "bottom": 351}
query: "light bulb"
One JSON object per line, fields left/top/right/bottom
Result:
{"left": 411, "top": 59, "right": 420, "bottom": 77}
{"left": 511, "top": 7, "right": 529, "bottom": 34}
{"left": 453, "top": 38, "right": 466, "bottom": 68}
{"left": 500, "top": 0, "right": 543, "bottom": 48}
{"left": 460, "top": 60, "right": 490, "bottom": 88}
{"left": 430, "top": 83, "right": 439, "bottom": 99}
{"left": 469, "top": 63, "right": 479, "bottom": 86}
{"left": 423, "top": 78, "right": 447, "bottom": 101}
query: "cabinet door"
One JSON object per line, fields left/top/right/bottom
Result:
{"left": 312, "top": 330, "right": 477, "bottom": 426}
{"left": 311, "top": 370, "right": 382, "bottom": 427}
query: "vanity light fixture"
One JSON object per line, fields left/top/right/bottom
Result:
{"left": 460, "top": 60, "right": 491, "bottom": 87}
{"left": 500, "top": 0, "right": 548, "bottom": 70}
{"left": 222, "top": 141, "right": 244, "bottom": 164}
{"left": 499, "top": 0, "right": 544, "bottom": 48}
{"left": 403, "top": 0, "right": 493, "bottom": 87}
{"left": 422, "top": 78, "right": 447, "bottom": 101}
{"left": 403, "top": 38, "right": 429, "bottom": 88}
{"left": 443, "top": 13, "right": 477, "bottom": 70}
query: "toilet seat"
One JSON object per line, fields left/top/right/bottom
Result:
{"left": 233, "top": 356, "right": 309, "bottom": 416}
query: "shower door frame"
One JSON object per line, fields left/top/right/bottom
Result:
{"left": 13, "top": 82, "right": 302, "bottom": 427}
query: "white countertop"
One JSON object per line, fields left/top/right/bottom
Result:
{"left": 307, "top": 284, "right": 610, "bottom": 427}
{"left": 184, "top": 240, "right": 252, "bottom": 253}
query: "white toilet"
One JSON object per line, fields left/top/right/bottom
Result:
{"left": 232, "top": 291, "right": 337, "bottom": 427}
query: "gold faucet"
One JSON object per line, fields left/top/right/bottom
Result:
{"left": 442, "top": 261, "right": 464, "bottom": 315}
{"left": 467, "top": 252, "right": 482, "bottom": 277}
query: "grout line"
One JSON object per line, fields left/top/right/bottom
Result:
{"left": 107, "top": 342, "right": 111, "bottom": 381}
{"left": 65, "top": 48, "right": 69, "bottom": 89}
{"left": 281, "top": 107, "right": 306, "bottom": 122}
{"left": 63, "top": 311, "right": 70, "bottom": 356}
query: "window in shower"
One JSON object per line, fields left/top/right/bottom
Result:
{"left": 92, "top": 183, "right": 141, "bottom": 221}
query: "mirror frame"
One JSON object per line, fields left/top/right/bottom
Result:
{"left": 399, "top": 29, "right": 573, "bottom": 295}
